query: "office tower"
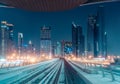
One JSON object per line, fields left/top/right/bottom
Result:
{"left": 40, "top": 26, "right": 51, "bottom": 57}
{"left": 87, "top": 6, "right": 107, "bottom": 58}
{"left": 77, "top": 26, "right": 85, "bottom": 56}
{"left": 72, "top": 23, "right": 78, "bottom": 57}
{"left": 0, "top": 21, "right": 14, "bottom": 59}
{"left": 61, "top": 40, "right": 65, "bottom": 57}
{"left": 0, "top": 21, "right": 9, "bottom": 58}
{"left": 18, "top": 33, "right": 23, "bottom": 56}
{"left": 72, "top": 22, "right": 85, "bottom": 57}
{"left": 103, "top": 32, "right": 107, "bottom": 57}
{"left": 56, "top": 41, "right": 62, "bottom": 56}
{"left": 28, "top": 40, "right": 34, "bottom": 52}
{"left": 7, "top": 23, "right": 14, "bottom": 56}
{"left": 97, "top": 6, "right": 107, "bottom": 57}
{"left": 64, "top": 41, "right": 72, "bottom": 55}
{"left": 87, "top": 15, "right": 99, "bottom": 57}
{"left": 27, "top": 40, "right": 34, "bottom": 56}
{"left": 52, "top": 44, "right": 56, "bottom": 57}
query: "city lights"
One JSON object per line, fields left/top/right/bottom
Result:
{"left": 0, "top": 1, "right": 120, "bottom": 84}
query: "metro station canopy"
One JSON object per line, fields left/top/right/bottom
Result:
{"left": 0, "top": 0, "right": 106, "bottom": 11}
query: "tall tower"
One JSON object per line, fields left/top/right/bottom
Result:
{"left": 56, "top": 41, "right": 62, "bottom": 56}
{"left": 40, "top": 26, "right": 51, "bottom": 57}
{"left": 0, "top": 21, "right": 15, "bottom": 59}
{"left": 87, "top": 15, "right": 99, "bottom": 57}
{"left": 96, "top": 5, "right": 107, "bottom": 57}
{"left": 77, "top": 25, "right": 85, "bottom": 56}
{"left": 7, "top": 23, "right": 14, "bottom": 56}
{"left": 0, "top": 21, "right": 9, "bottom": 58}
{"left": 72, "top": 22, "right": 85, "bottom": 57}
{"left": 18, "top": 33, "right": 23, "bottom": 56}
{"left": 72, "top": 22, "right": 78, "bottom": 57}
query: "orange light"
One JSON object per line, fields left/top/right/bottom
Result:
{"left": 30, "top": 58, "right": 36, "bottom": 63}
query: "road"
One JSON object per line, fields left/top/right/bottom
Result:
{"left": 0, "top": 58, "right": 88, "bottom": 84}
{"left": 0, "top": 58, "right": 120, "bottom": 84}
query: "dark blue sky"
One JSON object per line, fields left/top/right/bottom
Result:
{"left": 0, "top": 1, "right": 120, "bottom": 55}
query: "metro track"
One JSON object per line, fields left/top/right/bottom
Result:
{"left": 0, "top": 59, "right": 59, "bottom": 84}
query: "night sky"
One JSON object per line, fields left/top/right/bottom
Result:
{"left": 0, "top": 1, "right": 120, "bottom": 55}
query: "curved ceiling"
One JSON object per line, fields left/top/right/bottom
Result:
{"left": 0, "top": 0, "right": 107, "bottom": 11}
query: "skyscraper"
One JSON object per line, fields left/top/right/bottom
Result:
{"left": 87, "top": 15, "right": 99, "bottom": 57}
{"left": 72, "top": 23, "right": 78, "bottom": 57}
{"left": 72, "top": 22, "right": 85, "bottom": 57}
{"left": 18, "top": 33, "right": 23, "bottom": 56}
{"left": 97, "top": 6, "right": 107, "bottom": 57}
{"left": 0, "top": 21, "right": 8, "bottom": 58}
{"left": 40, "top": 26, "right": 51, "bottom": 57}
{"left": 87, "top": 6, "right": 107, "bottom": 58}
{"left": 0, "top": 21, "right": 14, "bottom": 59}
{"left": 55, "top": 41, "right": 61, "bottom": 56}
{"left": 77, "top": 25, "right": 85, "bottom": 56}
{"left": 7, "top": 23, "right": 14, "bottom": 56}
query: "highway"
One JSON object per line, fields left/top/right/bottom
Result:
{"left": 0, "top": 58, "right": 88, "bottom": 84}
{"left": 0, "top": 58, "right": 120, "bottom": 84}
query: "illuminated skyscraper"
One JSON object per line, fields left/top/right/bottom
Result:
{"left": 27, "top": 40, "right": 34, "bottom": 56}
{"left": 87, "top": 6, "right": 107, "bottom": 58}
{"left": 0, "top": 21, "right": 8, "bottom": 58}
{"left": 18, "top": 33, "right": 23, "bottom": 56}
{"left": 72, "top": 23, "right": 77, "bottom": 56}
{"left": 56, "top": 41, "right": 62, "bottom": 56}
{"left": 77, "top": 26, "right": 85, "bottom": 56}
{"left": 72, "top": 22, "right": 85, "bottom": 57}
{"left": 40, "top": 26, "right": 51, "bottom": 57}
{"left": 97, "top": 6, "right": 107, "bottom": 57}
{"left": 7, "top": 23, "right": 14, "bottom": 56}
{"left": 87, "top": 15, "right": 99, "bottom": 57}
{"left": 0, "top": 21, "right": 14, "bottom": 59}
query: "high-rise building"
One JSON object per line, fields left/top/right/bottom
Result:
{"left": 56, "top": 41, "right": 62, "bottom": 56}
{"left": 87, "top": 15, "right": 99, "bottom": 57}
{"left": 64, "top": 41, "right": 72, "bottom": 56}
{"left": 96, "top": 6, "right": 107, "bottom": 57}
{"left": 18, "top": 33, "right": 23, "bottom": 56}
{"left": 0, "top": 21, "right": 9, "bottom": 58}
{"left": 103, "top": 32, "right": 107, "bottom": 57}
{"left": 40, "top": 26, "right": 51, "bottom": 57}
{"left": 72, "top": 22, "right": 85, "bottom": 57}
{"left": 87, "top": 6, "right": 107, "bottom": 58}
{"left": 0, "top": 21, "right": 14, "bottom": 59}
{"left": 7, "top": 23, "right": 14, "bottom": 56}
{"left": 72, "top": 23, "right": 78, "bottom": 57}
{"left": 77, "top": 25, "right": 85, "bottom": 56}
{"left": 27, "top": 40, "right": 34, "bottom": 56}
{"left": 28, "top": 40, "right": 34, "bottom": 52}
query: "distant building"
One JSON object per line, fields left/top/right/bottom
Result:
{"left": 18, "top": 33, "right": 23, "bottom": 56}
{"left": 51, "top": 44, "right": 56, "bottom": 57}
{"left": 28, "top": 40, "right": 34, "bottom": 52}
{"left": 96, "top": 6, "right": 107, "bottom": 57}
{"left": 40, "top": 26, "right": 52, "bottom": 57}
{"left": 72, "top": 23, "right": 78, "bottom": 57}
{"left": 87, "top": 15, "right": 99, "bottom": 57}
{"left": 27, "top": 40, "right": 34, "bottom": 56}
{"left": 77, "top": 25, "right": 85, "bottom": 56}
{"left": 72, "top": 22, "right": 85, "bottom": 57}
{"left": 7, "top": 23, "right": 15, "bottom": 56}
{"left": 0, "top": 21, "right": 14, "bottom": 59}
{"left": 56, "top": 41, "right": 62, "bottom": 56}
{"left": 64, "top": 41, "right": 72, "bottom": 56}
{"left": 87, "top": 6, "right": 107, "bottom": 58}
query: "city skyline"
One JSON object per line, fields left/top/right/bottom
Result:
{"left": 0, "top": 1, "right": 120, "bottom": 55}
